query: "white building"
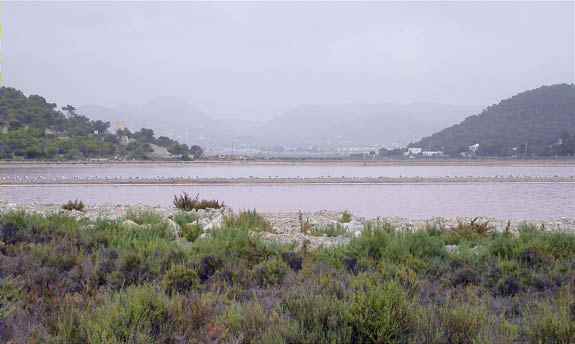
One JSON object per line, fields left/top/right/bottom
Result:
{"left": 422, "top": 151, "right": 443, "bottom": 157}
{"left": 469, "top": 143, "right": 480, "bottom": 153}
{"left": 406, "top": 147, "right": 422, "bottom": 155}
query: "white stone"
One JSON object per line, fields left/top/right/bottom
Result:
{"left": 445, "top": 245, "right": 458, "bottom": 254}
{"left": 342, "top": 220, "right": 364, "bottom": 232}
{"left": 121, "top": 219, "right": 139, "bottom": 228}
{"left": 166, "top": 219, "right": 181, "bottom": 238}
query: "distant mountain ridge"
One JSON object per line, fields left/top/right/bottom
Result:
{"left": 258, "top": 102, "right": 479, "bottom": 147}
{"left": 412, "top": 84, "right": 575, "bottom": 156}
{"left": 82, "top": 101, "right": 478, "bottom": 150}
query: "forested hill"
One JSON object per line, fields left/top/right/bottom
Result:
{"left": 0, "top": 87, "right": 203, "bottom": 160}
{"left": 412, "top": 84, "right": 575, "bottom": 157}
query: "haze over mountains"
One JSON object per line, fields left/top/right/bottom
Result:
{"left": 80, "top": 101, "right": 479, "bottom": 151}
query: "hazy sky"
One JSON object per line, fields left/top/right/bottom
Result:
{"left": 3, "top": 1, "right": 574, "bottom": 119}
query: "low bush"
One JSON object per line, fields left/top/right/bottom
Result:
{"left": 61, "top": 199, "right": 85, "bottom": 212}
{"left": 282, "top": 292, "right": 352, "bottom": 343}
{"left": 224, "top": 209, "right": 271, "bottom": 232}
{"left": 191, "top": 225, "right": 276, "bottom": 266}
{"left": 451, "top": 266, "right": 481, "bottom": 287}
{"left": 173, "top": 192, "right": 223, "bottom": 211}
{"left": 162, "top": 265, "right": 199, "bottom": 295}
{"left": 0, "top": 277, "right": 21, "bottom": 320}
{"left": 117, "top": 253, "right": 152, "bottom": 286}
{"left": 253, "top": 257, "right": 289, "bottom": 287}
{"left": 496, "top": 275, "right": 523, "bottom": 297}
{"left": 182, "top": 223, "right": 202, "bottom": 242}
{"left": 281, "top": 251, "right": 303, "bottom": 272}
{"left": 528, "top": 290, "right": 575, "bottom": 343}
{"left": 439, "top": 303, "right": 488, "bottom": 344}
{"left": 222, "top": 302, "right": 269, "bottom": 342}
{"left": 198, "top": 255, "right": 223, "bottom": 282}
{"left": 445, "top": 217, "right": 493, "bottom": 244}
{"left": 124, "top": 209, "right": 164, "bottom": 225}
{"left": 340, "top": 211, "right": 352, "bottom": 223}
{"left": 172, "top": 211, "right": 198, "bottom": 227}
{"left": 349, "top": 281, "right": 414, "bottom": 343}
{"left": 82, "top": 286, "right": 173, "bottom": 343}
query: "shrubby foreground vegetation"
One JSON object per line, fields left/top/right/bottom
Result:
{"left": 0, "top": 209, "right": 574, "bottom": 343}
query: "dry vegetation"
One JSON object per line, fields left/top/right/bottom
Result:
{"left": 173, "top": 192, "right": 224, "bottom": 211}
{"left": 61, "top": 199, "right": 85, "bottom": 212}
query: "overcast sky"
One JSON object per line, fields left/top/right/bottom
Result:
{"left": 3, "top": 1, "right": 574, "bottom": 119}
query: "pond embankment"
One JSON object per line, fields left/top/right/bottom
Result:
{"left": 2, "top": 202, "right": 574, "bottom": 249}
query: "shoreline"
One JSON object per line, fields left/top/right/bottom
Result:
{"left": 2, "top": 202, "right": 574, "bottom": 234}
{"left": 2, "top": 175, "right": 575, "bottom": 186}
{"left": 2, "top": 158, "right": 575, "bottom": 168}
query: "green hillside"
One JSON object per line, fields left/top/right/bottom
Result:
{"left": 413, "top": 84, "right": 575, "bottom": 157}
{"left": 0, "top": 87, "right": 203, "bottom": 160}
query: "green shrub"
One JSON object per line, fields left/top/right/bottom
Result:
{"left": 451, "top": 267, "right": 481, "bottom": 287}
{"left": 282, "top": 293, "right": 352, "bottom": 343}
{"left": 224, "top": 209, "right": 271, "bottom": 232}
{"left": 222, "top": 302, "right": 269, "bottom": 342}
{"left": 340, "top": 211, "right": 352, "bottom": 223}
{"left": 162, "top": 265, "right": 199, "bottom": 295}
{"left": 82, "top": 286, "right": 173, "bottom": 344}
{"left": 281, "top": 252, "right": 303, "bottom": 272}
{"left": 191, "top": 225, "right": 277, "bottom": 265}
{"left": 182, "top": 223, "right": 202, "bottom": 242}
{"left": 349, "top": 281, "right": 414, "bottom": 343}
{"left": 346, "top": 223, "right": 393, "bottom": 261}
{"left": 528, "top": 291, "right": 575, "bottom": 343}
{"left": 253, "top": 257, "right": 289, "bottom": 287}
{"left": 173, "top": 192, "right": 223, "bottom": 211}
{"left": 124, "top": 209, "right": 164, "bottom": 225}
{"left": 488, "top": 234, "right": 519, "bottom": 259}
{"left": 0, "top": 277, "right": 21, "bottom": 320}
{"left": 198, "top": 255, "right": 223, "bottom": 282}
{"left": 440, "top": 303, "right": 488, "bottom": 344}
{"left": 173, "top": 211, "right": 198, "bottom": 227}
{"left": 61, "top": 199, "right": 85, "bottom": 212}
{"left": 117, "top": 253, "right": 152, "bottom": 286}
{"left": 445, "top": 217, "right": 493, "bottom": 244}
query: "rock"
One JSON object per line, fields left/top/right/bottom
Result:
{"left": 197, "top": 212, "right": 224, "bottom": 231}
{"left": 445, "top": 245, "right": 458, "bottom": 254}
{"left": 342, "top": 220, "right": 364, "bottom": 233}
{"left": 121, "top": 219, "right": 139, "bottom": 228}
{"left": 198, "top": 232, "right": 210, "bottom": 240}
{"left": 259, "top": 231, "right": 350, "bottom": 250}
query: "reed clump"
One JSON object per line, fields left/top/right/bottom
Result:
{"left": 61, "top": 199, "right": 85, "bottom": 212}
{"left": 173, "top": 192, "right": 224, "bottom": 211}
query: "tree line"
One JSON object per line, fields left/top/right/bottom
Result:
{"left": 0, "top": 87, "right": 203, "bottom": 160}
